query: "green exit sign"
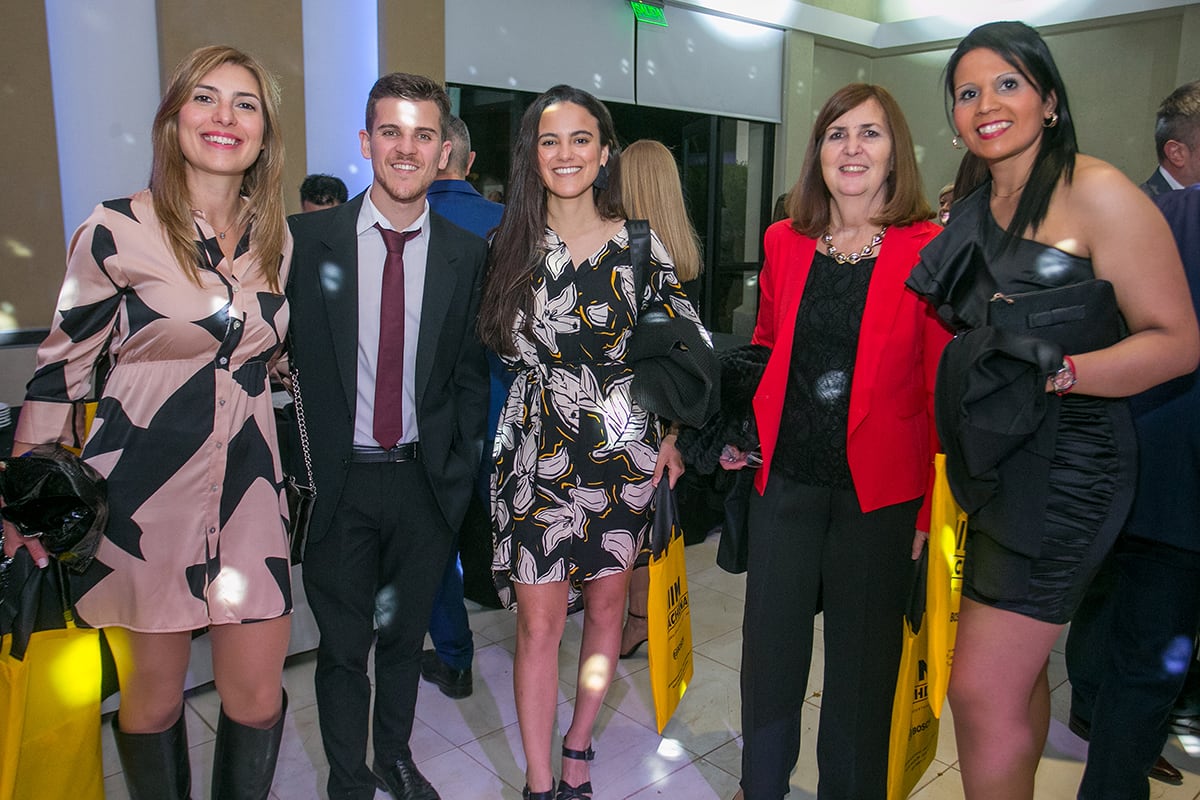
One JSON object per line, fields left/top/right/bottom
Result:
{"left": 631, "top": 1, "right": 667, "bottom": 27}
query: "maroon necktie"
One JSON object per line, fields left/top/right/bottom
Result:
{"left": 373, "top": 223, "right": 419, "bottom": 448}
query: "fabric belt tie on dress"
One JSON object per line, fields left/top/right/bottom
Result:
{"left": 349, "top": 442, "right": 420, "bottom": 463}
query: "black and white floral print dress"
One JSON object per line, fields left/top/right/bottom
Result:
{"left": 490, "top": 222, "right": 708, "bottom": 610}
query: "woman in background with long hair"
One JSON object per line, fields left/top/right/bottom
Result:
{"left": 615, "top": 138, "right": 703, "bottom": 660}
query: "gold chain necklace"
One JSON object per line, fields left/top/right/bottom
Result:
{"left": 822, "top": 225, "right": 887, "bottom": 265}
{"left": 214, "top": 218, "right": 240, "bottom": 240}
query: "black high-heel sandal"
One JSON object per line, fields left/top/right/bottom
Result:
{"left": 555, "top": 744, "right": 595, "bottom": 800}
{"left": 619, "top": 613, "right": 647, "bottom": 659}
{"left": 523, "top": 785, "right": 556, "bottom": 800}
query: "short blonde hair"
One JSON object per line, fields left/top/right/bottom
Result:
{"left": 619, "top": 140, "right": 702, "bottom": 282}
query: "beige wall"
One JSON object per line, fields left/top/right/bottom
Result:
{"left": 0, "top": 3, "right": 65, "bottom": 333}
{"left": 773, "top": 10, "right": 1199, "bottom": 211}
{"left": 380, "top": 0, "right": 445, "bottom": 80}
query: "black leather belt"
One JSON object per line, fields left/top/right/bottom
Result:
{"left": 349, "top": 442, "right": 420, "bottom": 463}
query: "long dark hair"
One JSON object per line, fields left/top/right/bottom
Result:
{"left": 944, "top": 21, "right": 1078, "bottom": 244}
{"left": 478, "top": 85, "right": 623, "bottom": 356}
{"left": 787, "top": 83, "right": 931, "bottom": 237}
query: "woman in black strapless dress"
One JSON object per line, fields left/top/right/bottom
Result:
{"left": 908, "top": 21, "right": 1199, "bottom": 800}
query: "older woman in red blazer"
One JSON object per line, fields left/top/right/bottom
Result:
{"left": 727, "top": 84, "right": 950, "bottom": 800}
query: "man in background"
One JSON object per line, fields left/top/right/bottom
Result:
{"left": 1141, "top": 80, "right": 1200, "bottom": 197}
{"left": 420, "top": 114, "right": 504, "bottom": 700}
{"left": 300, "top": 172, "right": 349, "bottom": 212}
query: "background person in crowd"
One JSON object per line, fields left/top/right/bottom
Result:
{"left": 937, "top": 182, "right": 955, "bottom": 224}
{"left": 286, "top": 73, "right": 488, "bottom": 800}
{"left": 420, "top": 113, "right": 505, "bottom": 700}
{"left": 299, "top": 172, "right": 348, "bottom": 212}
{"left": 478, "top": 85, "right": 701, "bottom": 800}
{"left": 613, "top": 138, "right": 703, "bottom": 661}
{"left": 1141, "top": 80, "right": 1200, "bottom": 196}
{"left": 2, "top": 44, "right": 292, "bottom": 799}
{"left": 723, "top": 82, "right": 949, "bottom": 799}
{"left": 909, "top": 21, "right": 1198, "bottom": 799}
{"left": 1063, "top": 182, "right": 1200, "bottom": 798}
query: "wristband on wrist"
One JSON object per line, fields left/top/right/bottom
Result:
{"left": 1051, "top": 355, "right": 1077, "bottom": 396}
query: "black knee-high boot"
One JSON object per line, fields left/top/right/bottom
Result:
{"left": 210, "top": 689, "right": 287, "bottom": 800}
{"left": 111, "top": 709, "right": 192, "bottom": 800}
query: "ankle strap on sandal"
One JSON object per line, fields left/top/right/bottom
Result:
{"left": 561, "top": 744, "right": 595, "bottom": 762}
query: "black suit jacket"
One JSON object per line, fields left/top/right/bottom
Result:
{"left": 286, "top": 191, "right": 489, "bottom": 541}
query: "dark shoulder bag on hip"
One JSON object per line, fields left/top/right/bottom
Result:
{"left": 284, "top": 367, "right": 315, "bottom": 565}
{"left": 626, "top": 219, "right": 721, "bottom": 429}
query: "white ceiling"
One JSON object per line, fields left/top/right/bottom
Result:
{"left": 667, "top": 0, "right": 1196, "bottom": 50}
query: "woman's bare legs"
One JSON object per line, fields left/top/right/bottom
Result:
{"left": 948, "top": 598, "right": 1064, "bottom": 799}
{"left": 561, "top": 569, "right": 632, "bottom": 789}
{"left": 620, "top": 566, "right": 649, "bottom": 657}
{"left": 513, "top": 580, "right": 570, "bottom": 794}
{"left": 107, "top": 616, "right": 290, "bottom": 732}
{"left": 105, "top": 627, "right": 193, "bottom": 732}
{"left": 210, "top": 616, "right": 291, "bottom": 727}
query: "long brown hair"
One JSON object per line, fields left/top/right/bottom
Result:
{"left": 478, "top": 85, "right": 623, "bottom": 356}
{"left": 149, "top": 45, "right": 287, "bottom": 291}
{"left": 619, "top": 139, "right": 702, "bottom": 282}
{"left": 787, "top": 83, "right": 931, "bottom": 237}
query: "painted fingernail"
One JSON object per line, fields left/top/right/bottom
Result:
{"left": 37, "top": 557, "right": 50, "bottom": 568}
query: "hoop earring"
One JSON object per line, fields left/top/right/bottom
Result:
{"left": 951, "top": 135, "right": 963, "bottom": 150}
{"left": 593, "top": 162, "right": 610, "bottom": 191}
{"left": 1043, "top": 112, "right": 1059, "bottom": 128}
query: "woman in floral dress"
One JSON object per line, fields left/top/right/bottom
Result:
{"left": 478, "top": 85, "right": 708, "bottom": 800}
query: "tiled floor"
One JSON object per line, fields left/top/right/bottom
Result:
{"left": 100, "top": 533, "right": 1200, "bottom": 799}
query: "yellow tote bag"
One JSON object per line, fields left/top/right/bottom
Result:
{"left": 886, "top": 551, "right": 939, "bottom": 800}
{"left": 646, "top": 480, "right": 694, "bottom": 734}
{"left": 0, "top": 622, "right": 105, "bottom": 800}
{"left": 925, "top": 453, "right": 967, "bottom": 718}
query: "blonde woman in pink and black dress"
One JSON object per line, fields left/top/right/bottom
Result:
{"left": 3, "top": 45, "right": 292, "bottom": 799}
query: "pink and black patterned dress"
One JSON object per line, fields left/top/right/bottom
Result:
{"left": 16, "top": 189, "right": 294, "bottom": 632}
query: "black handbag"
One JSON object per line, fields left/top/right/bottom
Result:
{"left": 625, "top": 219, "right": 721, "bottom": 429}
{"left": 0, "top": 443, "right": 108, "bottom": 575}
{"left": 987, "top": 278, "right": 1125, "bottom": 354}
{"left": 284, "top": 368, "right": 315, "bottom": 565}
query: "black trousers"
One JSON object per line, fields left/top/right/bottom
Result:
{"left": 1065, "top": 534, "right": 1200, "bottom": 800}
{"left": 740, "top": 474, "right": 919, "bottom": 800}
{"left": 303, "top": 461, "right": 455, "bottom": 800}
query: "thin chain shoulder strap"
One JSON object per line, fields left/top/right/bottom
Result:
{"left": 289, "top": 360, "right": 315, "bottom": 495}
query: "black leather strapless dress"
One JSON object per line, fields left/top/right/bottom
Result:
{"left": 909, "top": 185, "right": 1136, "bottom": 623}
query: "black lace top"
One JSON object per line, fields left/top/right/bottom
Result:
{"left": 772, "top": 250, "right": 875, "bottom": 488}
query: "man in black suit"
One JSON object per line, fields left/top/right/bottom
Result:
{"left": 1141, "top": 80, "right": 1200, "bottom": 197}
{"left": 286, "top": 73, "right": 488, "bottom": 800}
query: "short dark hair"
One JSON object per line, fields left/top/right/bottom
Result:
{"left": 444, "top": 114, "right": 472, "bottom": 175}
{"left": 299, "top": 173, "right": 348, "bottom": 206}
{"left": 787, "top": 83, "right": 931, "bottom": 236}
{"left": 364, "top": 72, "right": 451, "bottom": 137}
{"left": 1155, "top": 80, "right": 1200, "bottom": 161}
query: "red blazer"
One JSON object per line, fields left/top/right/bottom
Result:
{"left": 751, "top": 219, "right": 950, "bottom": 529}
